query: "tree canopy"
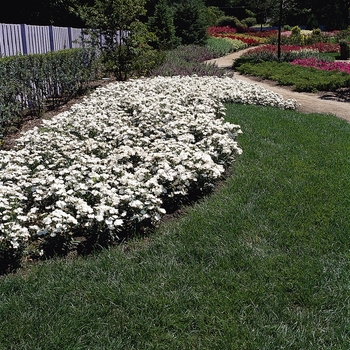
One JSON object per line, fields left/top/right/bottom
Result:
{"left": 0, "top": 0, "right": 348, "bottom": 31}
{"left": 0, "top": 0, "right": 92, "bottom": 26}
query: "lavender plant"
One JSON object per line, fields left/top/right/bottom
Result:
{"left": 151, "top": 45, "right": 231, "bottom": 77}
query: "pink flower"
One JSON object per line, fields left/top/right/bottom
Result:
{"left": 290, "top": 58, "right": 350, "bottom": 74}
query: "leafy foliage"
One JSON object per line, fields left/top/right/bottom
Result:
{"left": 147, "top": 0, "right": 181, "bottom": 50}
{"left": 150, "top": 45, "right": 229, "bottom": 76}
{"left": 0, "top": 48, "right": 100, "bottom": 141}
{"left": 203, "top": 6, "right": 225, "bottom": 26}
{"left": 235, "top": 61, "right": 350, "bottom": 92}
{"left": 216, "top": 16, "right": 247, "bottom": 31}
{"left": 172, "top": 0, "right": 209, "bottom": 45}
{"left": 77, "top": 0, "right": 158, "bottom": 80}
{"left": 206, "top": 37, "right": 247, "bottom": 57}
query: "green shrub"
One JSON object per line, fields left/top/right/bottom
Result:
{"left": 132, "top": 49, "right": 167, "bottom": 77}
{"left": 223, "top": 38, "right": 247, "bottom": 51}
{"left": 241, "top": 17, "right": 257, "bottom": 28}
{"left": 312, "top": 28, "right": 322, "bottom": 36}
{"left": 216, "top": 16, "right": 247, "bottom": 31}
{"left": 235, "top": 61, "right": 350, "bottom": 92}
{"left": 204, "top": 6, "right": 225, "bottom": 26}
{"left": 291, "top": 26, "right": 301, "bottom": 35}
{"left": 148, "top": 0, "right": 180, "bottom": 50}
{"left": 206, "top": 37, "right": 246, "bottom": 57}
{"left": 172, "top": 0, "right": 209, "bottom": 46}
{"left": 0, "top": 48, "right": 100, "bottom": 142}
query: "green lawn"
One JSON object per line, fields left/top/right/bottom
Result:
{"left": 1, "top": 104, "right": 349, "bottom": 349}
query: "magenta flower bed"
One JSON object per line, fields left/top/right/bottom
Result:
{"left": 309, "top": 42, "right": 340, "bottom": 53}
{"left": 290, "top": 58, "right": 350, "bottom": 74}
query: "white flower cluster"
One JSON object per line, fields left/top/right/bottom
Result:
{"left": 0, "top": 75, "right": 298, "bottom": 254}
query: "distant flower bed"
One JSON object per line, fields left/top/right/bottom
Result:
{"left": 306, "top": 42, "right": 340, "bottom": 53}
{"left": 290, "top": 58, "right": 350, "bottom": 74}
{"left": 239, "top": 45, "right": 320, "bottom": 63}
{"left": 245, "top": 43, "right": 339, "bottom": 55}
{"left": 207, "top": 26, "right": 274, "bottom": 46}
{"left": 0, "top": 75, "right": 298, "bottom": 271}
{"left": 243, "top": 29, "right": 278, "bottom": 38}
{"left": 207, "top": 26, "right": 237, "bottom": 35}
{"left": 207, "top": 26, "right": 277, "bottom": 38}
{"left": 216, "top": 33, "right": 264, "bottom": 46}
{"left": 215, "top": 33, "right": 266, "bottom": 46}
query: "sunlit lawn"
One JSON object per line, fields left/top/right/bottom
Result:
{"left": 1, "top": 103, "right": 349, "bottom": 349}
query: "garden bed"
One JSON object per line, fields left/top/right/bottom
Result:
{"left": 0, "top": 75, "right": 298, "bottom": 273}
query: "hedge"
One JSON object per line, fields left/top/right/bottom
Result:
{"left": 0, "top": 48, "right": 101, "bottom": 141}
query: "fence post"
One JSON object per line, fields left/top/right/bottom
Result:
{"left": 20, "top": 24, "right": 28, "bottom": 55}
{"left": 81, "top": 29, "right": 85, "bottom": 48}
{"left": 68, "top": 27, "right": 72, "bottom": 49}
{"left": 48, "top": 25, "right": 54, "bottom": 52}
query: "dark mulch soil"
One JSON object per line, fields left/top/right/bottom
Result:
{"left": 319, "top": 87, "right": 350, "bottom": 103}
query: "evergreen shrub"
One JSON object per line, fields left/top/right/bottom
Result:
{"left": 0, "top": 48, "right": 100, "bottom": 141}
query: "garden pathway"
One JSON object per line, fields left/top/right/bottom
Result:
{"left": 206, "top": 49, "right": 350, "bottom": 122}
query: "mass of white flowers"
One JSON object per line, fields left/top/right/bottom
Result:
{"left": 0, "top": 75, "right": 298, "bottom": 258}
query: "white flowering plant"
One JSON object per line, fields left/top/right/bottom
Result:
{"left": 0, "top": 75, "right": 298, "bottom": 271}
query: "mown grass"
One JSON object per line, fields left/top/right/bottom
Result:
{"left": 234, "top": 60, "right": 350, "bottom": 92}
{"left": 1, "top": 104, "right": 350, "bottom": 349}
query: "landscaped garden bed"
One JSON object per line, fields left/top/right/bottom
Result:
{"left": 205, "top": 25, "right": 350, "bottom": 93}
{"left": 207, "top": 26, "right": 276, "bottom": 46}
{"left": 233, "top": 40, "right": 350, "bottom": 92}
{"left": 0, "top": 74, "right": 298, "bottom": 273}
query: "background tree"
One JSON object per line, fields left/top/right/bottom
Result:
{"left": 270, "top": 0, "right": 349, "bottom": 30}
{"left": 274, "top": 0, "right": 298, "bottom": 58}
{"left": 204, "top": 0, "right": 242, "bottom": 6}
{"left": 147, "top": 0, "right": 180, "bottom": 50}
{"left": 203, "top": 6, "right": 225, "bottom": 26}
{"left": 76, "top": 0, "right": 154, "bottom": 80}
{"left": 301, "top": 0, "right": 349, "bottom": 30}
{"left": 172, "top": 0, "right": 209, "bottom": 45}
{"left": 0, "top": 0, "right": 92, "bottom": 26}
{"left": 246, "top": 0, "right": 275, "bottom": 30}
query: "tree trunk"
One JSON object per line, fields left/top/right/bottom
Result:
{"left": 277, "top": 0, "right": 283, "bottom": 60}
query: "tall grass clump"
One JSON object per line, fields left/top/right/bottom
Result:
{"left": 206, "top": 37, "right": 246, "bottom": 58}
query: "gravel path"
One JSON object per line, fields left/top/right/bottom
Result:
{"left": 206, "top": 49, "right": 350, "bottom": 122}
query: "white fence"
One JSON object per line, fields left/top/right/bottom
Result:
{"left": 0, "top": 23, "right": 86, "bottom": 56}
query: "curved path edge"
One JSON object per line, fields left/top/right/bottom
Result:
{"left": 206, "top": 50, "right": 350, "bottom": 122}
